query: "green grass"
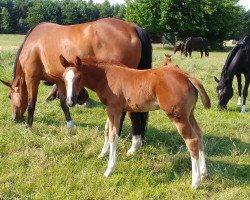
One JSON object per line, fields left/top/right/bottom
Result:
{"left": 0, "top": 35, "right": 249, "bottom": 199}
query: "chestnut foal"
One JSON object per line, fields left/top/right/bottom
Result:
{"left": 61, "top": 55, "right": 211, "bottom": 189}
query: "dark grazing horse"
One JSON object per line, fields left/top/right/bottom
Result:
{"left": 183, "top": 37, "right": 209, "bottom": 58}
{"left": 214, "top": 35, "right": 250, "bottom": 113}
{"left": 0, "top": 18, "right": 152, "bottom": 154}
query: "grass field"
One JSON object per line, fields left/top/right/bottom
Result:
{"left": 0, "top": 35, "right": 249, "bottom": 199}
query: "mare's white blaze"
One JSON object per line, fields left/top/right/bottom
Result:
{"left": 199, "top": 150, "right": 207, "bottom": 179}
{"left": 241, "top": 105, "right": 247, "bottom": 113}
{"left": 65, "top": 70, "right": 75, "bottom": 104}
{"left": 237, "top": 96, "right": 242, "bottom": 105}
{"left": 104, "top": 135, "right": 119, "bottom": 177}
{"left": 98, "top": 135, "right": 110, "bottom": 158}
{"left": 191, "top": 157, "right": 201, "bottom": 189}
{"left": 127, "top": 135, "right": 142, "bottom": 155}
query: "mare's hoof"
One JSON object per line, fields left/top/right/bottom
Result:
{"left": 98, "top": 152, "right": 108, "bottom": 158}
{"left": 104, "top": 168, "right": 113, "bottom": 177}
{"left": 127, "top": 147, "right": 137, "bottom": 156}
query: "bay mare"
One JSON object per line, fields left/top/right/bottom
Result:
{"left": 61, "top": 55, "right": 211, "bottom": 189}
{"left": 0, "top": 18, "right": 152, "bottom": 153}
{"left": 214, "top": 35, "right": 250, "bottom": 113}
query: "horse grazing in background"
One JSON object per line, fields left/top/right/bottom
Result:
{"left": 183, "top": 37, "right": 209, "bottom": 58}
{"left": 214, "top": 35, "right": 250, "bottom": 113}
{"left": 61, "top": 55, "right": 211, "bottom": 189}
{"left": 173, "top": 42, "right": 184, "bottom": 54}
{"left": 0, "top": 18, "right": 152, "bottom": 154}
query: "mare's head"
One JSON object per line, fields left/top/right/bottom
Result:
{"left": 60, "top": 55, "right": 83, "bottom": 107}
{"left": 214, "top": 76, "right": 233, "bottom": 109}
{"left": 0, "top": 78, "right": 28, "bottom": 122}
{"left": 163, "top": 54, "right": 172, "bottom": 65}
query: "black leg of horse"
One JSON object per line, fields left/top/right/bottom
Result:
{"left": 26, "top": 99, "right": 37, "bottom": 129}
{"left": 236, "top": 73, "right": 242, "bottom": 105}
{"left": 118, "top": 112, "right": 126, "bottom": 136}
{"left": 241, "top": 74, "right": 250, "bottom": 113}
{"left": 59, "top": 97, "right": 73, "bottom": 132}
{"left": 200, "top": 49, "right": 203, "bottom": 58}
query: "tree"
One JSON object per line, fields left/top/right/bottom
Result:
{"left": 0, "top": 7, "right": 11, "bottom": 33}
{"left": 98, "top": 0, "right": 113, "bottom": 18}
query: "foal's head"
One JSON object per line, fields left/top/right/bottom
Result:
{"left": 60, "top": 55, "right": 83, "bottom": 107}
{"left": 0, "top": 78, "right": 28, "bottom": 122}
{"left": 163, "top": 54, "right": 172, "bottom": 65}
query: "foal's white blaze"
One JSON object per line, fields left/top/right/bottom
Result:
{"left": 127, "top": 135, "right": 142, "bottom": 155}
{"left": 65, "top": 70, "right": 75, "bottom": 105}
{"left": 191, "top": 157, "right": 201, "bottom": 189}
{"left": 104, "top": 135, "right": 119, "bottom": 177}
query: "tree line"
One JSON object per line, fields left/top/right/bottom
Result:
{"left": 0, "top": 0, "right": 250, "bottom": 46}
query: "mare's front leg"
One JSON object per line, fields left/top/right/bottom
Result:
{"left": 103, "top": 108, "right": 121, "bottom": 177}
{"left": 56, "top": 82, "right": 73, "bottom": 132}
{"left": 25, "top": 76, "right": 40, "bottom": 130}
{"left": 236, "top": 73, "right": 242, "bottom": 105}
{"left": 241, "top": 74, "right": 250, "bottom": 113}
{"left": 200, "top": 49, "right": 203, "bottom": 58}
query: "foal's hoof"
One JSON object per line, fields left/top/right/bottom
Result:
{"left": 98, "top": 152, "right": 108, "bottom": 158}
{"left": 127, "top": 147, "right": 137, "bottom": 156}
{"left": 104, "top": 168, "right": 113, "bottom": 177}
{"left": 191, "top": 180, "right": 201, "bottom": 189}
{"left": 66, "top": 120, "right": 74, "bottom": 134}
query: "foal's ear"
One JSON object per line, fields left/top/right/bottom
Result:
{"left": 0, "top": 79, "right": 12, "bottom": 88}
{"left": 75, "top": 56, "right": 82, "bottom": 67}
{"left": 59, "top": 54, "right": 70, "bottom": 68}
{"left": 214, "top": 76, "right": 219, "bottom": 83}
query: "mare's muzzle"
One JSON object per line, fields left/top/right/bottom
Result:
{"left": 217, "top": 104, "right": 227, "bottom": 110}
{"left": 12, "top": 112, "right": 24, "bottom": 123}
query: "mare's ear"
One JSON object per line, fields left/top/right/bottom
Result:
{"left": 213, "top": 76, "right": 219, "bottom": 83}
{"left": 0, "top": 79, "right": 12, "bottom": 88}
{"left": 59, "top": 54, "right": 70, "bottom": 68}
{"left": 75, "top": 56, "right": 82, "bottom": 67}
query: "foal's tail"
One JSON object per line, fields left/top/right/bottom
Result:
{"left": 188, "top": 77, "right": 211, "bottom": 108}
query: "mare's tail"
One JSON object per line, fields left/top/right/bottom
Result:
{"left": 118, "top": 26, "right": 152, "bottom": 138}
{"left": 188, "top": 77, "right": 211, "bottom": 109}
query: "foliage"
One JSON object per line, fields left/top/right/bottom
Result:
{"left": 0, "top": 35, "right": 250, "bottom": 199}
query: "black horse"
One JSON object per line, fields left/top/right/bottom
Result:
{"left": 214, "top": 35, "right": 250, "bottom": 113}
{"left": 183, "top": 37, "right": 209, "bottom": 58}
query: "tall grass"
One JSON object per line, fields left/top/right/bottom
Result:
{"left": 0, "top": 36, "right": 249, "bottom": 199}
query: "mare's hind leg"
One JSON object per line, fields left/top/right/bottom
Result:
{"left": 126, "top": 112, "right": 146, "bottom": 155}
{"left": 170, "top": 115, "right": 201, "bottom": 189}
{"left": 241, "top": 74, "right": 250, "bottom": 113}
{"left": 189, "top": 113, "right": 207, "bottom": 180}
{"left": 45, "top": 84, "right": 58, "bottom": 102}
{"left": 56, "top": 82, "right": 73, "bottom": 132}
{"left": 236, "top": 74, "right": 242, "bottom": 105}
{"left": 25, "top": 76, "right": 40, "bottom": 130}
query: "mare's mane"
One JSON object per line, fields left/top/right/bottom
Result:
{"left": 13, "top": 28, "right": 35, "bottom": 79}
{"left": 221, "top": 35, "right": 250, "bottom": 79}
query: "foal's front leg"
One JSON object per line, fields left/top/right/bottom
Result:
{"left": 98, "top": 118, "right": 110, "bottom": 158}
{"left": 103, "top": 110, "right": 121, "bottom": 177}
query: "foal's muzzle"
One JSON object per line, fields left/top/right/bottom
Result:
{"left": 66, "top": 95, "right": 77, "bottom": 107}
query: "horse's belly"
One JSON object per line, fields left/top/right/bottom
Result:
{"left": 124, "top": 99, "right": 159, "bottom": 112}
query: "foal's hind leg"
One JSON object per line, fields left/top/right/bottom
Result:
{"left": 171, "top": 116, "right": 201, "bottom": 189}
{"left": 189, "top": 113, "right": 207, "bottom": 180}
{"left": 56, "top": 82, "right": 73, "bottom": 132}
